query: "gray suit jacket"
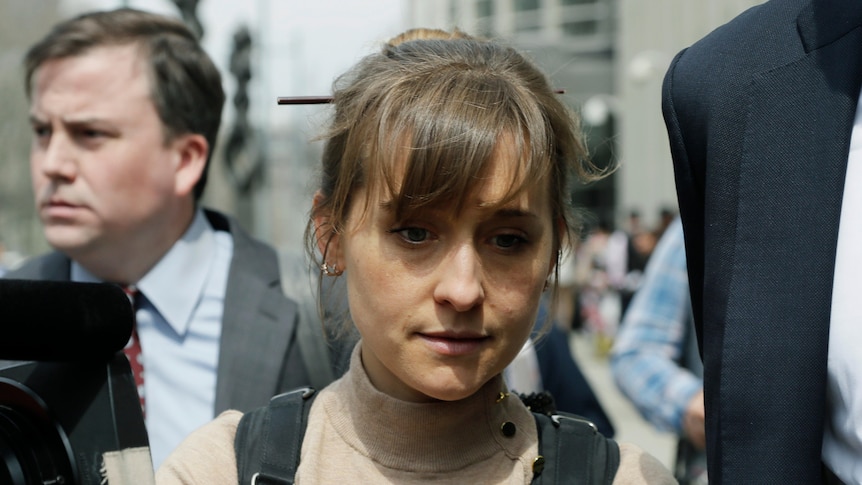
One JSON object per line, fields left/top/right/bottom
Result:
{"left": 7, "top": 209, "right": 324, "bottom": 414}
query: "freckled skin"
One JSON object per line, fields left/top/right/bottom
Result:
{"left": 326, "top": 149, "right": 556, "bottom": 403}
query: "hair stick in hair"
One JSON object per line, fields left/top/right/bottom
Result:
{"left": 277, "top": 96, "right": 334, "bottom": 105}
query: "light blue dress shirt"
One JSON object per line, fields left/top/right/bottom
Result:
{"left": 73, "top": 210, "right": 233, "bottom": 469}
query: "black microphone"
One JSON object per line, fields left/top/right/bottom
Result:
{"left": 0, "top": 279, "right": 133, "bottom": 361}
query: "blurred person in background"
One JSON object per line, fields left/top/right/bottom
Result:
{"left": 610, "top": 218, "right": 706, "bottom": 484}
{"left": 572, "top": 216, "right": 621, "bottom": 355}
{"left": 505, "top": 297, "right": 616, "bottom": 438}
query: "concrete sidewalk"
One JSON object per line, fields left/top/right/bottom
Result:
{"left": 569, "top": 331, "right": 678, "bottom": 470}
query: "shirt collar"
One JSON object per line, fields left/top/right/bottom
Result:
{"left": 72, "top": 210, "right": 218, "bottom": 337}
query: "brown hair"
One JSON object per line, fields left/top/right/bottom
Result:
{"left": 308, "top": 29, "right": 601, "bottom": 293}
{"left": 24, "top": 8, "right": 225, "bottom": 200}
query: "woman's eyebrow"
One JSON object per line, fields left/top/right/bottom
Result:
{"left": 492, "top": 208, "right": 540, "bottom": 221}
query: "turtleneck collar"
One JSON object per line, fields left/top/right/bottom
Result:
{"left": 321, "top": 342, "right": 537, "bottom": 474}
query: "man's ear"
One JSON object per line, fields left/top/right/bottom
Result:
{"left": 172, "top": 133, "right": 208, "bottom": 197}
{"left": 312, "top": 190, "right": 340, "bottom": 270}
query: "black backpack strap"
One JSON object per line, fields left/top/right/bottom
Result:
{"left": 532, "top": 412, "right": 620, "bottom": 485}
{"left": 235, "top": 387, "right": 317, "bottom": 485}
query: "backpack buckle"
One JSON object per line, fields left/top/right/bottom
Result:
{"left": 251, "top": 472, "right": 294, "bottom": 485}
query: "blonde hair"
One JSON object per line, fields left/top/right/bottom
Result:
{"left": 386, "top": 27, "right": 470, "bottom": 45}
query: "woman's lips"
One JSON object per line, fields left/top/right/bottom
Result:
{"left": 418, "top": 333, "right": 490, "bottom": 357}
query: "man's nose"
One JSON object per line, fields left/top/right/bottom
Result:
{"left": 37, "top": 133, "right": 77, "bottom": 181}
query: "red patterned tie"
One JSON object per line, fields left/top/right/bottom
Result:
{"left": 122, "top": 285, "right": 146, "bottom": 416}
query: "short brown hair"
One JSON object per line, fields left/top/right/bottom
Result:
{"left": 24, "top": 8, "right": 225, "bottom": 200}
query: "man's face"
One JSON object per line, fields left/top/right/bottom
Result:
{"left": 28, "top": 44, "right": 190, "bottom": 267}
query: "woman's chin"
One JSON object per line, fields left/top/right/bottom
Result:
{"left": 412, "top": 376, "right": 492, "bottom": 403}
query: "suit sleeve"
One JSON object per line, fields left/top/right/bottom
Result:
{"left": 661, "top": 48, "right": 706, "bottom": 356}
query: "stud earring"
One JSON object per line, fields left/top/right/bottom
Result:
{"left": 321, "top": 262, "right": 340, "bottom": 276}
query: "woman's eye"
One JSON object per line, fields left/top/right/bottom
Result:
{"left": 390, "top": 227, "right": 430, "bottom": 244}
{"left": 493, "top": 234, "right": 526, "bottom": 250}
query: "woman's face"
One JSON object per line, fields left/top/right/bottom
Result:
{"left": 321, "top": 143, "right": 556, "bottom": 403}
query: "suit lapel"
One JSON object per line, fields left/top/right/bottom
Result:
{"left": 212, "top": 213, "right": 299, "bottom": 413}
{"left": 6, "top": 252, "right": 71, "bottom": 281}
{"left": 720, "top": 6, "right": 862, "bottom": 477}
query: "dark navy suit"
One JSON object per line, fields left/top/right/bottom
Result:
{"left": 662, "top": 0, "right": 862, "bottom": 482}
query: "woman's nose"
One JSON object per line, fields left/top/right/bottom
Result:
{"left": 433, "top": 243, "right": 485, "bottom": 312}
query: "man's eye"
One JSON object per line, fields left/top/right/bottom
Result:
{"left": 32, "top": 125, "right": 51, "bottom": 138}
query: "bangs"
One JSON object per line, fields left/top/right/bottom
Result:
{"left": 366, "top": 68, "right": 555, "bottom": 219}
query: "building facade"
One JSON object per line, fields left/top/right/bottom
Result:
{"left": 406, "top": 0, "right": 764, "bottom": 232}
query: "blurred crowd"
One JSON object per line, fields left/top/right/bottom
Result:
{"left": 555, "top": 207, "right": 677, "bottom": 354}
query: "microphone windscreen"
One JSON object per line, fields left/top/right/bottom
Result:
{"left": 0, "top": 279, "right": 133, "bottom": 361}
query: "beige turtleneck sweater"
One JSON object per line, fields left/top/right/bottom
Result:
{"left": 157, "top": 344, "right": 675, "bottom": 484}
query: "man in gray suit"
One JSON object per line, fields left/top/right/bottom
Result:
{"left": 10, "top": 8, "right": 343, "bottom": 469}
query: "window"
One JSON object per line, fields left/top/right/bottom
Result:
{"left": 563, "top": 19, "right": 598, "bottom": 35}
{"left": 476, "top": 0, "right": 493, "bottom": 18}
{"left": 515, "top": 0, "right": 539, "bottom": 11}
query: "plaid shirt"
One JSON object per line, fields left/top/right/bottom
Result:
{"left": 610, "top": 218, "right": 702, "bottom": 434}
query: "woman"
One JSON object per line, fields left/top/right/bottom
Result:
{"left": 157, "top": 29, "right": 674, "bottom": 484}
